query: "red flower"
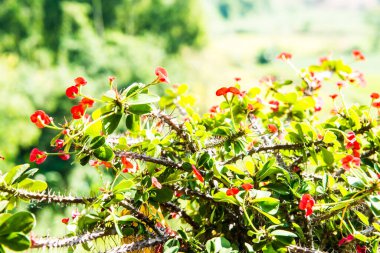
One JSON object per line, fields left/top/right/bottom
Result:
{"left": 299, "top": 194, "right": 315, "bottom": 217}
{"left": 314, "top": 106, "right": 322, "bottom": 112}
{"left": 277, "top": 52, "right": 292, "bottom": 60}
{"left": 338, "top": 234, "right": 354, "bottom": 247}
{"left": 226, "top": 187, "right": 239, "bottom": 196}
{"left": 247, "top": 104, "right": 254, "bottom": 111}
{"left": 234, "top": 77, "right": 241, "bottom": 82}
{"left": 108, "top": 76, "right": 115, "bottom": 84}
{"left": 170, "top": 212, "right": 179, "bottom": 219}
{"left": 151, "top": 177, "right": 162, "bottom": 189}
{"left": 267, "top": 124, "right": 278, "bottom": 133}
{"left": 74, "top": 77, "right": 87, "bottom": 86}
{"left": 66, "top": 86, "right": 79, "bottom": 99}
{"left": 329, "top": 94, "right": 338, "bottom": 100}
{"left": 356, "top": 245, "right": 366, "bottom": 253}
{"left": 337, "top": 82, "right": 346, "bottom": 89}
{"left": 269, "top": 100, "right": 279, "bottom": 112}
{"left": 58, "top": 151, "right": 70, "bottom": 161}
{"left": 319, "top": 56, "right": 329, "bottom": 64}
{"left": 216, "top": 87, "right": 228, "bottom": 96}
{"left": 241, "top": 183, "right": 253, "bottom": 191}
{"left": 81, "top": 98, "right": 95, "bottom": 108}
{"left": 71, "top": 104, "right": 85, "bottom": 119}
{"left": 341, "top": 155, "right": 361, "bottom": 170}
{"left": 227, "top": 87, "right": 241, "bottom": 95}
{"left": 370, "top": 92, "right": 380, "bottom": 100}
{"left": 352, "top": 50, "right": 365, "bottom": 61}
{"left": 373, "top": 101, "right": 380, "bottom": 108}
{"left": 61, "top": 217, "right": 70, "bottom": 224}
{"left": 175, "top": 190, "right": 183, "bottom": 198}
{"left": 192, "top": 165, "right": 204, "bottom": 183}
{"left": 55, "top": 139, "right": 65, "bottom": 150}
{"left": 155, "top": 67, "right": 170, "bottom": 83}
{"left": 30, "top": 110, "right": 51, "bottom": 128}
{"left": 121, "top": 157, "right": 134, "bottom": 173}
{"left": 209, "top": 105, "right": 219, "bottom": 113}
{"left": 29, "top": 148, "right": 47, "bottom": 164}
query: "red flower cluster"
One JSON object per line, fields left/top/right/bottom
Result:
{"left": 299, "top": 194, "right": 315, "bottom": 217}
{"left": 370, "top": 92, "right": 379, "bottom": 100}
{"left": 241, "top": 183, "right": 253, "bottom": 191}
{"left": 346, "top": 131, "right": 361, "bottom": 158}
{"left": 277, "top": 52, "right": 292, "bottom": 60}
{"left": 341, "top": 155, "right": 360, "bottom": 171}
{"left": 30, "top": 110, "right": 51, "bottom": 128}
{"left": 29, "top": 148, "right": 47, "bottom": 164}
{"left": 215, "top": 86, "right": 241, "bottom": 96}
{"left": 192, "top": 165, "right": 204, "bottom": 183}
{"left": 371, "top": 92, "right": 380, "bottom": 111}
{"left": 226, "top": 187, "right": 239, "bottom": 196}
{"left": 155, "top": 67, "right": 170, "bottom": 83}
{"left": 352, "top": 50, "right": 365, "bottom": 61}
{"left": 269, "top": 100, "right": 279, "bottom": 112}
{"left": 65, "top": 77, "right": 87, "bottom": 99}
{"left": 338, "top": 234, "right": 354, "bottom": 246}
{"left": 71, "top": 98, "right": 95, "bottom": 119}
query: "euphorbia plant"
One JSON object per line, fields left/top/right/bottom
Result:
{"left": 0, "top": 52, "right": 380, "bottom": 253}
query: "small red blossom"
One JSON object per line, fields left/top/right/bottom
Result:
{"left": 373, "top": 101, "right": 380, "bottom": 108}
{"left": 121, "top": 157, "right": 134, "bottom": 173}
{"left": 192, "top": 165, "right": 204, "bottom": 183}
{"left": 226, "top": 187, "right": 239, "bottom": 196}
{"left": 352, "top": 50, "right": 365, "bottom": 61}
{"left": 108, "top": 76, "right": 115, "bottom": 84}
{"left": 267, "top": 124, "right": 278, "bottom": 133}
{"left": 55, "top": 139, "right": 65, "bottom": 150}
{"left": 356, "top": 245, "right": 366, "bottom": 253}
{"left": 30, "top": 110, "right": 51, "bottom": 128}
{"left": 61, "top": 217, "right": 70, "bottom": 224}
{"left": 227, "top": 87, "right": 241, "bottom": 95}
{"left": 216, "top": 87, "right": 228, "bottom": 96}
{"left": 175, "top": 190, "right": 183, "bottom": 198}
{"left": 58, "top": 151, "right": 70, "bottom": 161}
{"left": 277, "top": 52, "right": 292, "bottom": 60}
{"left": 234, "top": 77, "right": 241, "bottom": 82}
{"left": 66, "top": 86, "right": 79, "bottom": 99}
{"left": 155, "top": 66, "right": 169, "bottom": 83}
{"left": 151, "top": 177, "right": 162, "bottom": 189}
{"left": 241, "top": 183, "right": 253, "bottom": 191}
{"left": 370, "top": 92, "right": 380, "bottom": 100}
{"left": 71, "top": 104, "right": 86, "bottom": 119}
{"left": 29, "top": 148, "right": 47, "bottom": 164}
{"left": 329, "top": 94, "right": 338, "bottom": 100}
{"left": 337, "top": 81, "right": 346, "bottom": 89}
{"left": 247, "top": 104, "right": 254, "bottom": 111}
{"left": 338, "top": 234, "right": 354, "bottom": 247}
{"left": 299, "top": 194, "right": 315, "bottom": 217}
{"left": 170, "top": 212, "right": 179, "bottom": 219}
{"left": 319, "top": 56, "right": 329, "bottom": 64}
{"left": 341, "top": 155, "right": 361, "bottom": 170}
{"left": 269, "top": 100, "right": 279, "bottom": 112}
{"left": 209, "top": 105, "right": 219, "bottom": 113}
{"left": 314, "top": 106, "right": 322, "bottom": 112}
{"left": 74, "top": 77, "right": 87, "bottom": 86}
{"left": 81, "top": 98, "right": 95, "bottom": 108}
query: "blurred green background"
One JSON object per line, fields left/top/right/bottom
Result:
{"left": 0, "top": 0, "right": 379, "bottom": 236}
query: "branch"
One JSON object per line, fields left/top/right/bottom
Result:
{"left": 115, "top": 151, "right": 182, "bottom": 170}
{"left": 204, "top": 129, "right": 246, "bottom": 149}
{"left": 287, "top": 245, "right": 327, "bottom": 253}
{"left": 103, "top": 236, "right": 168, "bottom": 253}
{"left": 160, "top": 202, "right": 200, "bottom": 229}
{"left": 0, "top": 184, "right": 96, "bottom": 204}
{"left": 31, "top": 227, "right": 116, "bottom": 248}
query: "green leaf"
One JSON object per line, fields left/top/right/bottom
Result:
{"left": 253, "top": 197, "right": 280, "bottom": 215}
{"left": 117, "top": 215, "right": 140, "bottom": 223}
{"left": 128, "top": 104, "right": 153, "bottom": 115}
{"left": 354, "top": 210, "right": 369, "bottom": 226}
{"left": 0, "top": 201, "right": 8, "bottom": 213}
{"left": 101, "top": 89, "right": 117, "bottom": 102}
{"left": 0, "top": 232, "right": 30, "bottom": 251}
{"left": 293, "top": 97, "right": 315, "bottom": 111}
{"left": 354, "top": 233, "right": 368, "bottom": 243}
{"left": 128, "top": 94, "right": 160, "bottom": 105}
{"left": 17, "top": 179, "right": 47, "bottom": 192}
{"left": 125, "top": 114, "right": 140, "bottom": 131}
{"left": 347, "top": 176, "right": 365, "bottom": 189}
{"left": 224, "top": 165, "right": 245, "bottom": 175}
{"left": 213, "top": 192, "right": 239, "bottom": 205}
{"left": 151, "top": 188, "right": 173, "bottom": 203}
{"left": 113, "top": 180, "right": 135, "bottom": 193}
{"left": 271, "top": 230, "right": 297, "bottom": 238}
{"left": 252, "top": 206, "right": 281, "bottom": 225}
{"left": 80, "top": 155, "right": 91, "bottom": 166}
{"left": 0, "top": 211, "right": 35, "bottom": 235}
{"left": 93, "top": 145, "right": 114, "bottom": 161}
{"left": 4, "top": 164, "right": 30, "bottom": 185}
{"left": 321, "top": 147, "right": 334, "bottom": 166}
{"left": 164, "top": 239, "right": 180, "bottom": 253}
{"left": 367, "top": 196, "right": 380, "bottom": 217}
{"left": 102, "top": 113, "right": 122, "bottom": 135}
{"left": 323, "top": 131, "right": 337, "bottom": 144}
{"left": 90, "top": 136, "right": 106, "bottom": 149}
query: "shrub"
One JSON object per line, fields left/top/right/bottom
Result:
{"left": 0, "top": 51, "right": 379, "bottom": 253}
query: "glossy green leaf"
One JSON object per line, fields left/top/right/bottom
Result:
{"left": 4, "top": 164, "right": 30, "bottom": 185}
{"left": 128, "top": 104, "right": 153, "bottom": 115}
{"left": 0, "top": 211, "right": 35, "bottom": 235}
{"left": 102, "top": 113, "right": 122, "bottom": 135}
{"left": 164, "top": 239, "right": 180, "bottom": 253}
{"left": 17, "top": 179, "right": 47, "bottom": 192}
{"left": 0, "top": 232, "right": 30, "bottom": 251}
{"left": 90, "top": 136, "right": 106, "bottom": 149}
{"left": 93, "top": 145, "right": 114, "bottom": 161}
{"left": 128, "top": 94, "right": 160, "bottom": 105}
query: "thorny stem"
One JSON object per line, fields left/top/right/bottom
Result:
{"left": 104, "top": 235, "right": 168, "bottom": 253}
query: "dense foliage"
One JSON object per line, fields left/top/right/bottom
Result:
{"left": 1, "top": 52, "right": 380, "bottom": 252}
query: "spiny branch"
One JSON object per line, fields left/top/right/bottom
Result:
{"left": 204, "top": 129, "right": 246, "bottom": 149}
{"left": 287, "top": 245, "right": 327, "bottom": 253}
{"left": 0, "top": 184, "right": 96, "bottom": 204}
{"left": 104, "top": 235, "right": 168, "bottom": 253}
{"left": 31, "top": 227, "right": 116, "bottom": 248}
{"left": 115, "top": 151, "right": 182, "bottom": 170}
